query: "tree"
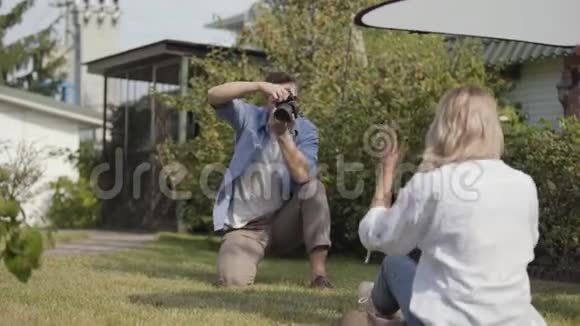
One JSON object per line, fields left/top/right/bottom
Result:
{"left": 0, "top": 0, "right": 66, "bottom": 96}
{"left": 162, "top": 0, "right": 506, "bottom": 249}
{"left": 240, "top": 0, "right": 505, "bottom": 250}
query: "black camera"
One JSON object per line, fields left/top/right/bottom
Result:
{"left": 273, "top": 95, "right": 299, "bottom": 123}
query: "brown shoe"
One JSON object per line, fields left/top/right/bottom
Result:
{"left": 310, "top": 275, "right": 334, "bottom": 289}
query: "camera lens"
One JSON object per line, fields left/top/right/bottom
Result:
{"left": 274, "top": 107, "right": 293, "bottom": 123}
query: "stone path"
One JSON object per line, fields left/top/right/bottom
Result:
{"left": 45, "top": 231, "right": 156, "bottom": 256}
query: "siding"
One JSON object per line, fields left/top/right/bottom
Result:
{"left": 0, "top": 103, "right": 80, "bottom": 225}
{"left": 507, "top": 58, "right": 564, "bottom": 127}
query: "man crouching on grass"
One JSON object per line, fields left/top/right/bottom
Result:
{"left": 207, "top": 72, "right": 333, "bottom": 289}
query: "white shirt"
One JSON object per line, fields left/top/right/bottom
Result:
{"left": 227, "top": 135, "right": 289, "bottom": 229}
{"left": 359, "top": 160, "right": 546, "bottom": 326}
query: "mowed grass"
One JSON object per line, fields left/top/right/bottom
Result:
{"left": 0, "top": 233, "right": 579, "bottom": 325}
{"left": 41, "top": 229, "right": 90, "bottom": 246}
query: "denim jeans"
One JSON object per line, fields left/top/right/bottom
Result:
{"left": 371, "top": 256, "right": 423, "bottom": 326}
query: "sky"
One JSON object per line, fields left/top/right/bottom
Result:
{"left": 3, "top": 0, "right": 257, "bottom": 48}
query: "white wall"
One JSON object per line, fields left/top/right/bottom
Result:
{"left": 507, "top": 57, "right": 565, "bottom": 127}
{"left": 0, "top": 103, "right": 80, "bottom": 225}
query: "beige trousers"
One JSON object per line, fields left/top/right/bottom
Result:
{"left": 217, "top": 179, "right": 332, "bottom": 287}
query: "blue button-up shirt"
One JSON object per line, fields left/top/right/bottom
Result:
{"left": 212, "top": 99, "right": 319, "bottom": 231}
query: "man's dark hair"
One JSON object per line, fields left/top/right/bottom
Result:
{"left": 265, "top": 71, "right": 297, "bottom": 86}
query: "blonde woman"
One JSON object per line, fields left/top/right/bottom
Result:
{"left": 357, "top": 86, "right": 546, "bottom": 326}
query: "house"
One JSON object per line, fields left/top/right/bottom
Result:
{"left": 207, "top": 3, "right": 580, "bottom": 127}
{"left": 484, "top": 40, "right": 579, "bottom": 126}
{"left": 0, "top": 85, "right": 101, "bottom": 224}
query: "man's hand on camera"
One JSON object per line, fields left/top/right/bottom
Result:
{"left": 258, "top": 82, "right": 293, "bottom": 102}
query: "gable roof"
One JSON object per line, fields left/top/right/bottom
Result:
{"left": 0, "top": 85, "right": 101, "bottom": 127}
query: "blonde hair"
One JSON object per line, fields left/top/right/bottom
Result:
{"left": 418, "top": 86, "right": 504, "bottom": 172}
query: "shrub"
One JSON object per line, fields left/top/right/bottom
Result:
{"left": 503, "top": 115, "right": 580, "bottom": 268}
{"left": 67, "top": 141, "right": 100, "bottom": 181}
{"left": 47, "top": 141, "right": 101, "bottom": 229}
{"left": 0, "top": 165, "right": 43, "bottom": 283}
{"left": 46, "top": 177, "right": 100, "bottom": 229}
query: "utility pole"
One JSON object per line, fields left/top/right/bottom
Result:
{"left": 52, "top": 0, "right": 81, "bottom": 105}
{"left": 72, "top": 3, "right": 82, "bottom": 106}
{"left": 53, "top": 0, "right": 121, "bottom": 106}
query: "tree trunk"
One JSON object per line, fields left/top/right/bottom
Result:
{"left": 351, "top": 27, "right": 368, "bottom": 68}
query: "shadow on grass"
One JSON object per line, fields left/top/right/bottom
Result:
{"left": 532, "top": 280, "right": 580, "bottom": 295}
{"left": 91, "top": 234, "right": 220, "bottom": 283}
{"left": 91, "top": 234, "right": 310, "bottom": 286}
{"left": 156, "top": 233, "right": 222, "bottom": 252}
{"left": 129, "top": 288, "right": 344, "bottom": 325}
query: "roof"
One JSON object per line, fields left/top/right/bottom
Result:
{"left": 484, "top": 40, "right": 575, "bottom": 65}
{"left": 0, "top": 85, "right": 101, "bottom": 127}
{"left": 205, "top": 12, "right": 246, "bottom": 31}
{"left": 205, "top": 2, "right": 260, "bottom": 31}
{"left": 85, "top": 39, "right": 266, "bottom": 83}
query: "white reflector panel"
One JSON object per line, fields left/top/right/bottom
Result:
{"left": 355, "top": 0, "right": 580, "bottom": 47}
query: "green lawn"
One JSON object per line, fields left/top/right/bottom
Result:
{"left": 0, "top": 233, "right": 578, "bottom": 325}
